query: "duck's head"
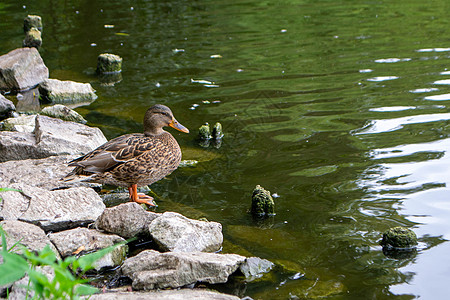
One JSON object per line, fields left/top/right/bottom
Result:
{"left": 144, "top": 104, "right": 189, "bottom": 136}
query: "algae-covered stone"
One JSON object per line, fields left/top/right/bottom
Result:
{"left": 41, "top": 104, "right": 87, "bottom": 124}
{"left": 23, "top": 27, "right": 42, "bottom": 48}
{"left": 97, "top": 53, "right": 122, "bottom": 74}
{"left": 39, "top": 78, "right": 97, "bottom": 104}
{"left": 380, "top": 226, "right": 418, "bottom": 248}
{"left": 24, "top": 15, "right": 42, "bottom": 33}
{"left": 198, "top": 123, "right": 211, "bottom": 140}
{"left": 212, "top": 122, "right": 224, "bottom": 139}
{"left": 251, "top": 185, "right": 275, "bottom": 216}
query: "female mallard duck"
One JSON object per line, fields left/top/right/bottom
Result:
{"left": 64, "top": 104, "right": 189, "bottom": 206}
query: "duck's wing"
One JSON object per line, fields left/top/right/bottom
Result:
{"left": 68, "top": 134, "right": 151, "bottom": 174}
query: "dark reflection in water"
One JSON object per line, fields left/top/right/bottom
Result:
{"left": 2, "top": 0, "right": 450, "bottom": 298}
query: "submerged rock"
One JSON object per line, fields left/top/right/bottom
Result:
{"left": 97, "top": 53, "right": 122, "bottom": 74}
{"left": 0, "top": 47, "right": 49, "bottom": 92}
{"left": 23, "top": 15, "right": 43, "bottom": 33}
{"left": 198, "top": 123, "right": 212, "bottom": 140}
{"left": 239, "top": 257, "right": 274, "bottom": 281}
{"left": 23, "top": 27, "right": 42, "bottom": 49}
{"left": 380, "top": 226, "right": 418, "bottom": 248}
{"left": 251, "top": 185, "right": 275, "bottom": 216}
{"left": 39, "top": 78, "right": 97, "bottom": 104}
{"left": 41, "top": 104, "right": 87, "bottom": 124}
{"left": 212, "top": 122, "right": 224, "bottom": 139}
{"left": 95, "top": 202, "right": 160, "bottom": 239}
{"left": 0, "top": 184, "right": 105, "bottom": 232}
{"left": 121, "top": 250, "right": 246, "bottom": 290}
{"left": 148, "top": 211, "right": 223, "bottom": 252}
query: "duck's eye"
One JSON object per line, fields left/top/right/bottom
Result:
{"left": 159, "top": 112, "right": 170, "bottom": 118}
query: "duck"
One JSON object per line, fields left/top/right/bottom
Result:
{"left": 64, "top": 104, "right": 189, "bottom": 206}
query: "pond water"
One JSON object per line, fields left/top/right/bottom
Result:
{"left": 2, "top": 0, "right": 450, "bottom": 298}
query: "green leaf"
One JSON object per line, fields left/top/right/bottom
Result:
{"left": 0, "top": 252, "right": 29, "bottom": 285}
{"left": 75, "top": 283, "right": 99, "bottom": 296}
{"left": 76, "top": 243, "right": 120, "bottom": 271}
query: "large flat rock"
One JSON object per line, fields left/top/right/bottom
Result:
{"left": 121, "top": 250, "right": 246, "bottom": 290}
{"left": 0, "top": 183, "right": 105, "bottom": 232}
{"left": 0, "top": 47, "right": 49, "bottom": 92}
{"left": 39, "top": 78, "right": 97, "bottom": 104}
{"left": 88, "top": 289, "right": 240, "bottom": 300}
{"left": 0, "top": 115, "right": 107, "bottom": 162}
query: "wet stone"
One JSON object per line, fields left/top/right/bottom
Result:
{"left": 380, "top": 226, "right": 418, "bottom": 249}
{"left": 251, "top": 185, "right": 275, "bottom": 216}
{"left": 23, "top": 27, "right": 42, "bottom": 49}
{"left": 97, "top": 53, "right": 122, "bottom": 74}
{"left": 41, "top": 104, "right": 87, "bottom": 124}
{"left": 23, "top": 15, "right": 42, "bottom": 33}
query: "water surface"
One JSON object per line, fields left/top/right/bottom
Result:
{"left": 2, "top": 0, "right": 450, "bottom": 298}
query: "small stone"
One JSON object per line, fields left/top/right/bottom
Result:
{"left": 239, "top": 257, "right": 274, "bottom": 281}
{"left": 380, "top": 226, "right": 418, "bottom": 248}
{"left": 97, "top": 53, "right": 122, "bottom": 74}
{"left": 23, "top": 27, "right": 42, "bottom": 48}
{"left": 212, "top": 122, "right": 224, "bottom": 139}
{"left": 23, "top": 15, "right": 42, "bottom": 33}
{"left": 198, "top": 123, "right": 211, "bottom": 140}
{"left": 41, "top": 104, "right": 87, "bottom": 124}
{"left": 251, "top": 185, "right": 275, "bottom": 216}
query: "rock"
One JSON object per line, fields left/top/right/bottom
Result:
{"left": 0, "top": 115, "right": 36, "bottom": 132}
{"left": 41, "top": 104, "right": 87, "bottom": 124}
{"left": 0, "top": 155, "right": 101, "bottom": 190}
{"left": 0, "top": 48, "right": 49, "bottom": 92}
{"left": 39, "top": 78, "right": 97, "bottom": 104}
{"left": 0, "top": 94, "right": 15, "bottom": 120}
{"left": 0, "top": 220, "right": 60, "bottom": 258}
{"left": 251, "top": 185, "right": 275, "bottom": 216}
{"left": 380, "top": 226, "right": 418, "bottom": 249}
{"left": 198, "top": 123, "right": 211, "bottom": 140}
{"left": 23, "top": 15, "right": 43, "bottom": 33}
{"left": 0, "top": 115, "right": 107, "bottom": 162}
{"left": 97, "top": 53, "right": 122, "bottom": 73}
{"left": 0, "top": 184, "right": 105, "bottom": 232}
{"left": 8, "top": 266, "right": 54, "bottom": 300}
{"left": 121, "top": 250, "right": 246, "bottom": 290}
{"left": 239, "top": 257, "right": 274, "bottom": 281}
{"left": 148, "top": 212, "right": 222, "bottom": 252}
{"left": 23, "top": 27, "right": 42, "bottom": 49}
{"left": 212, "top": 122, "right": 224, "bottom": 139}
{"left": 95, "top": 202, "right": 159, "bottom": 239}
{"left": 49, "top": 227, "right": 127, "bottom": 270}
{"left": 88, "top": 289, "right": 240, "bottom": 300}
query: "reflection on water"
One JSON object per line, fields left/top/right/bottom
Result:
{"left": 2, "top": 0, "right": 450, "bottom": 298}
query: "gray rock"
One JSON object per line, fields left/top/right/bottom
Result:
{"left": 239, "top": 257, "right": 274, "bottom": 281}
{"left": 95, "top": 202, "right": 160, "bottom": 239}
{"left": 0, "top": 183, "right": 105, "bottom": 232}
{"left": 0, "top": 115, "right": 107, "bottom": 162}
{"left": 0, "top": 115, "right": 36, "bottom": 132}
{"left": 39, "top": 78, "right": 97, "bottom": 104}
{"left": 0, "top": 220, "right": 60, "bottom": 258}
{"left": 41, "top": 104, "right": 87, "bottom": 124}
{"left": 149, "top": 211, "right": 223, "bottom": 252}
{"left": 0, "top": 94, "right": 15, "bottom": 119}
{"left": 88, "top": 289, "right": 240, "bottom": 300}
{"left": 0, "top": 155, "right": 100, "bottom": 190}
{"left": 23, "top": 27, "right": 42, "bottom": 49}
{"left": 49, "top": 227, "right": 127, "bottom": 270}
{"left": 0, "top": 48, "right": 49, "bottom": 92}
{"left": 121, "top": 250, "right": 246, "bottom": 290}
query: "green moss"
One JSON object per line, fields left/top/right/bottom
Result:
{"left": 23, "top": 15, "right": 42, "bottom": 33}
{"left": 23, "top": 27, "right": 42, "bottom": 48}
{"left": 251, "top": 185, "right": 275, "bottom": 216}
{"left": 198, "top": 123, "right": 211, "bottom": 140}
{"left": 380, "top": 226, "right": 418, "bottom": 248}
{"left": 97, "top": 53, "right": 122, "bottom": 74}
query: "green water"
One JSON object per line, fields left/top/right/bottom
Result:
{"left": 3, "top": 0, "right": 450, "bottom": 298}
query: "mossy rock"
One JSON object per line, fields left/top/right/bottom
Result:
{"left": 198, "top": 123, "right": 211, "bottom": 140}
{"left": 251, "top": 185, "right": 275, "bottom": 216}
{"left": 24, "top": 15, "right": 42, "bottom": 33}
{"left": 97, "top": 53, "right": 122, "bottom": 74}
{"left": 23, "top": 27, "right": 42, "bottom": 48}
{"left": 380, "top": 226, "right": 418, "bottom": 248}
{"left": 212, "top": 122, "right": 223, "bottom": 139}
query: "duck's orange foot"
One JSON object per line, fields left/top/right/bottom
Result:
{"left": 128, "top": 184, "right": 156, "bottom": 206}
{"left": 134, "top": 193, "right": 156, "bottom": 206}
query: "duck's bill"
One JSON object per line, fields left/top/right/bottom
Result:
{"left": 169, "top": 119, "right": 189, "bottom": 133}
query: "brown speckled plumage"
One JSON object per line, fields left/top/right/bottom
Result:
{"left": 64, "top": 104, "right": 189, "bottom": 204}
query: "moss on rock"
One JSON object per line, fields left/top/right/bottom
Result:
{"left": 380, "top": 226, "right": 418, "bottom": 248}
{"left": 251, "top": 185, "right": 275, "bottom": 216}
{"left": 97, "top": 53, "right": 122, "bottom": 74}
